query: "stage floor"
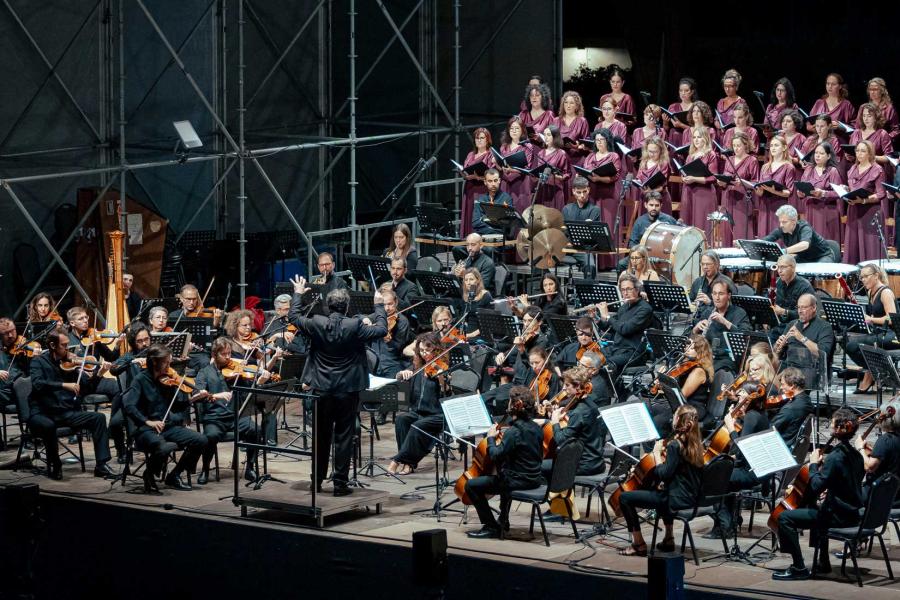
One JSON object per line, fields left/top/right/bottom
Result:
{"left": 1, "top": 401, "right": 897, "bottom": 599}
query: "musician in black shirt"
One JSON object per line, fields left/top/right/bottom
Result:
{"left": 617, "top": 405, "right": 704, "bottom": 556}
{"left": 762, "top": 205, "right": 834, "bottom": 263}
{"left": 453, "top": 233, "right": 496, "bottom": 292}
{"left": 546, "top": 368, "right": 606, "bottom": 476}
{"left": 364, "top": 288, "right": 410, "bottom": 378}
{"left": 107, "top": 323, "right": 154, "bottom": 462}
{"left": 773, "top": 408, "right": 864, "bottom": 581}
{"left": 595, "top": 274, "right": 655, "bottom": 373}
{"left": 465, "top": 385, "right": 544, "bottom": 539}
{"left": 772, "top": 254, "right": 815, "bottom": 335}
{"left": 692, "top": 277, "right": 751, "bottom": 372}
{"left": 773, "top": 293, "right": 834, "bottom": 389}
{"left": 689, "top": 251, "right": 736, "bottom": 317}
{"left": 388, "top": 258, "right": 417, "bottom": 311}
{"left": 855, "top": 398, "right": 900, "bottom": 503}
{"left": 0, "top": 318, "right": 28, "bottom": 413}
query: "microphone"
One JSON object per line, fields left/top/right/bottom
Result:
{"left": 871, "top": 212, "right": 881, "bottom": 227}
{"left": 419, "top": 156, "right": 437, "bottom": 172}
{"left": 539, "top": 167, "right": 551, "bottom": 184}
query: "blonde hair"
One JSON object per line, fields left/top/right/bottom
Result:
{"left": 746, "top": 354, "right": 775, "bottom": 386}
{"left": 559, "top": 90, "right": 585, "bottom": 118}
{"left": 861, "top": 263, "right": 889, "bottom": 286}
{"left": 688, "top": 127, "right": 712, "bottom": 156}
{"left": 766, "top": 135, "right": 790, "bottom": 164}
{"left": 639, "top": 135, "right": 669, "bottom": 170}
{"left": 868, "top": 77, "right": 892, "bottom": 104}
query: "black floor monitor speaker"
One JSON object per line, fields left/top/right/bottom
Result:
{"left": 647, "top": 552, "right": 685, "bottom": 599}
{"left": 412, "top": 529, "right": 448, "bottom": 588}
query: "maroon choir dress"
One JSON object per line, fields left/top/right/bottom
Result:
{"left": 782, "top": 133, "right": 807, "bottom": 211}
{"left": 721, "top": 126, "right": 760, "bottom": 154}
{"left": 679, "top": 151, "right": 719, "bottom": 237}
{"left": 633, "top": 161, "right": 672, "bottom": 214}
{"left": 716, "top": 97, "right": 744, "bottom": 128}
{"left": 680, "top": 126, "right": 717, "bottom": 147}
{"left": 459, "top": 150, "right": 494, "bottom": 237}
{"left": 765, "top": 103, "right": 798, "bottom": 129}
{"left": 625, "top": 126, "right": 665, "bottom": 195}
{"left": 799, "top": 165, "right": 843, "bottom": 244}
{"left": 583, "top": 151, "right": 621, "bottom": 268}
{"left": 720, "top": 155, "right": 760, "bottom": 244}
{"left": 534, "top": 148, "right": 571, "bottom": 211}
{"left": 631, "top": 126, "right": 666, "bottom": 149}
{"left": 499, "top": 142, "right": 534, "bottom": 215}
{"left": 855, "top": 102, "right": 900, "bottom": 144}
{"left": 808, "top": 98, "right": 855, "bottom": 142}
{"left": 849, "top": 128, "right": 895, "bottom": 223}
{"left": 755, "top": 162, "right": 796, "bottom": 238}
{"left": 518, "top": 109, "right": 557, "bottom": 141}
{"left": 555, "top": 115, "right": 590, "bottom": 168}
{"left": 844, "top": 163, "right": 886, "bottom": 264}
{"left": 599, "top": 92, "right": 635, "bottom": 122}
{"left": 800, "top": 134, "right": 844, "bottom": 163}
{"left": 593, "top": 119, "right": 628, "bottom": 144}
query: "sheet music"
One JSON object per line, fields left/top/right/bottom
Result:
{"left": 441, "top": 394, "right": 493, "bottom": 438}
{"left": 368, "top": 375, "right": 398, "bottom": 391}
{"left": 600, "top": 402, "right": 659, "bottom": 446}
{"left": 734, "top": 428, "right": 797, "bottom": 478}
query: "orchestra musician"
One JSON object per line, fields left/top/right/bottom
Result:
{"left": 626, "top": 191, "right": 677, "bottom": 256}
{"left": 404, "top": 305, "right": 455, "bottom": 358}
{"left": 388, "top": 258, "right": 417, "bottom": 311}
{"left": 66, "top": 306, "right": 123, "bottom": 363}
{"left": 224, "top": 309, "right": 283, "bottom": 374}
{"left": 28, "top": 292, "right": 61, "bottom": 324}
{"left": 192, "top": 337, "right": 264, "bottom": 485}
{"left": 288, "top": 278, "right": 388, "bottom": 496}
{"left": 692, "top": 277, "right": 751, "bottom": 373}
{"left": 508, "top": 273, "right": 567, "bottom": 318}
{"left": 557, "top": 317, "right": 601, "bottom": 368}
{"left": 364, "top": 288, "right": 410, "bottom": 379}
{"left": 486, "top": 327, "right": 557, "bottom": 415}
{"left": 472, "top": 168, "right": 514, "bottom": 239}
{"left": 844, "top": 264, "right": 897, "bottom": 394}
{"left": 122, "top": 272, "right": 143, "bottom": 320}
{"left": 311, "top": 252, "right": 347, "bottom": 298}
{"left": 772, "top": 407, "right": 864, "bottom": 581}
{"left": 147, "top": 306, "right": 169, "bottom": 334}
{"left": 773, "top": 293, "right": 834, "bottom": 390}
{"left": 795, "top": 142, "right": 843, "bottom": 244}
{"left": 771, "top": 254, "right": 815, "bottom": 336}
{"left": 616, "top": 404, "right": 704, "bottom": 557}
{"left": 593, "top": 273, "right": 655, "bottom": 375}
{"left": 452, "top": 233, "right": 495, "bottom": 292}
{"left": 544, "top": 367, "right": 606, "bottom": 477}
{"left": 854, "top": 398, "right": 900, "bottom": 504}
{"left": 492, "top": 305, "right": 547, "bottom": 380}
{"left": 689, "top": 251, "right": 736, "bottom": 318}
{"left": 107, "top": 323, "right": 153, "bottom": 462}
{"left": 122, "top": 343, "right": 209, "bottom": 492}
{"left": 625, "top": 245, "right": 661, "bottom": 284}
{"left": 384, "top": 223, "right": 418, "bottom": 271}
{"left": 562, "top": 176, "right": 601, "bottom": 278}
{"left": 29, "top": 325, "right": 117, "bottom": 480}
{"left": 464, "top": 385, "right": 544, "bottom": 540}
{"left": 458, "top": 128, "right": 494, "bottom": 238}
{"left": 459, "top": 268, "right": 493, "bottom": 340}
{"left": 762, "top": 205, "right": 835, "bottom": 263}
{"left": 389, "top": 333, "right": 450, "bottom": 476}
{"left": 0, "top": 318, "right": 29, "bottom": 427}
{"left": 171, "top": 284, "right": 224, "bottom": 327}
{"left": 650, "top": 335, "right": 714, "bottom": 437}
{"left": 264, "top": 294, "right": 307, "bottom": 354}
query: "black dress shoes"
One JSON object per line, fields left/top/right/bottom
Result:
{"left": 244, "top": 467, "right": 259, "bottom": 483}
{"left": 333, "top": 486, "right": 352, "bottom": 497}
{"left": 164, "top": 473, "right": 193, "bottom": 491}
{"left": 772, "top": 565, "right": 810, "bottom": 581}
{"left": 196, "top": 471, "right": 210, "bottom": 485}
{"left": 143, "top": 470, "right": 160, "bottom": 494}
{"left": 93, "top": 463, "right": 117, "bottom": 479}
{"left": 466, "top": 526, "right": 500, "bottom": 539}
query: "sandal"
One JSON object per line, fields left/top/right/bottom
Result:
{"left": 656, "top": 538, "right": 675, "bottom": 552}
{"left": 397, "top": 464, "right": 415, "bottom": 476}
{"left": 617, "top": 543, "right": 647, "bottom": 557}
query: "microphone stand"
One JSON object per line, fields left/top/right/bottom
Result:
{"left": 378, "top": 157, "right": 425, "bottom": 207}
{"left": 871, "top": 211, "right": 889, "bottom": 267}
{"left": 612, "top": 175, "right": 631, "bottom": 257}
{"left": 528, "top": 168, "right": 551, "bottom": 282}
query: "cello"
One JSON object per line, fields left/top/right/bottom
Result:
{"left": 453, "top": 417, "right": 509, "bottom": 505}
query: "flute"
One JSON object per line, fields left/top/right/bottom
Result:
{"left": 493, "top": 292, "right": 554, "bottom": 304}
{"left": 571, "top": 300, "right": 623, "bottom": 314}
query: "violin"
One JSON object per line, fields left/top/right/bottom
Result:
{"left": 81, "top": 328, "right": 120, "bottom": 346}
{"left": 383, "top": 301, "right": 423, "bottom": 342}
{"left": 716, "top": 372, "right": 748, "bottom": 402}
{"left": 9, "top": 336, "right": 40, "bottom": 358}
{"left": 440, "top": 327, "right": 466, "bottom": 345}
{"left": 423, "top": 357, "right": 450, "bottom": 378}
{"left": 158, "top": 367, "right": 197, "bottom": 393}
{"left": 533, "top": 368, "right": 552, "bottom": 401}
{"left": 221, "top": 358, "right": 281, "bottom": 382}
{"left": 60, "top": 355, "right": 105, "bottom": 373}
{"left": 186, "top": 307, "right": 220, "bottom": 319}
{"left": 650, "top": 359, "right": 700, "bottom": 395}
{"left": 763, "top": 389, "right": 796, "bottom": 410}
{"left": 541, "top": 383, "right": 592, "bottom": 457}
{"left": 575, "top": 341, "right": 602, "bottom": 362}
{"left": 703, "top": 381, "right": 767, "bottom": 463}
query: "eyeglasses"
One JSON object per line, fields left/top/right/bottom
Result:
{"left": 576, "top": 331, "right": 592, "bottom": 337}
{"left": 619, "top": 286, "right": 636, "bottom": 293}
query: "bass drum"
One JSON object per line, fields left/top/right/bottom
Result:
{"left": 640, "top": 222, "right": 706, "bottom": 291}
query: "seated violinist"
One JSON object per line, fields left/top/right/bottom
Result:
{"left": 28, "top": 292, "right": 62, "bottom": 324}
{"left": 388, "top": 258, "right": 417, "bottom": 311}
{"left": 578, "top": 351, "right": 612, "bottom": 406}
{"left": 389, "top": 333, "right": 450, "bottom": 475}
{"left": 616, "top": 404, "right": 704, "bottom": 557}
{"left": 106, "top": 323, "right": 154, "bottom": 462}
{"left": 465, "top": 385, "right": 544, "bottom": 539}
{"left": 67, "top": 306, "right": 124, "bottom": 365}
{"left": 264, "top": 294, "right": 307, "bottom": 354}
{"left": 28, "top": 325, "right": 117, "bottom": 480}
{"left": 122, "top": 344, "right": 209, "bottom": 493}
{"left": 403, "top": 305, "right": 458, "bottom": 357}
{"left": 649, "top": 335, "right": 713, "bottom": 438}
{"left": 364, "top": 288, "right": 410, "bottom": 379}
{"left": 484, "top": 344, "right": 559, "bottom": 416}
{"left": 544, "top": 367, "right": 606, "bottom": 477}
{"left": 192, "top": 337, "right": 264, "bottom": 484}
{"left": 224, "top": 309, "right": 283, "bottom": 372}
{"left": 0, "top": 318, "right": 33, "bottom": 410}
{"left": 557, "top": 317, "right": 601, "bottom": 368}
{"left": 147, "top": 306, "right": 169, "bottom": 333}
{"left": 772, "top": 408, "right": 864, "bottom": 581}
{"left": 171, "top": 284, "right": 223, "bottom": 327}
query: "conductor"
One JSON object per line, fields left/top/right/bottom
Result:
{"left": 289, "top": 275, "right": 388, "bottom": 496}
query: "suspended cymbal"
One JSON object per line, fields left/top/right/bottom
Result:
{"left": 516, "top": 228, "right": 567, "bottom": 270}
{"left": 522, "top": 205, "right": 563, "bottom": 235}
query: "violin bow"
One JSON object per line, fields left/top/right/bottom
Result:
{"left": 161, "top": 369, "right": 191, "bottom": 423}
{"left": 528, "top": 347, "right": 556, "bottom": 394}
{"left": 199, "top": 276, "right": 216, "bottom": 311}
{"left": 410, "top": 340, "right": 464, "bottom": 378}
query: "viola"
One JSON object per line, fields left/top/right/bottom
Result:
{"left": 81, "top": 328, "right": 120, "bottom": 346}
{"left": 9, "top": 336, "right": 40, "bottom": 358}
{"left": 650, "top": 359, "right": 700, "bottom": 395}
{"left": 221, "top": 359, "right": 281, "bottom": 382}
{"left": 533, "top": 369, "right": 552, "bottom": 401}
{"left": 703, "top": 381, "right": 767, "bottom": 463}
{"left": 384, "top": 314, "right": 398, "bottom": 342}
{"left": 575, "top": 341, "right": 602, "bottom": 362}
{"left": 440, "top": 327, "right": 466, "bottom": 345}
{"left": 764, "top": 389, "right": 796, "bottom": 411}
{"left": 60, "top": 355, "right": 105, "bottom": 373}
{"left": 541, "top": 383, "right": 592, "bottom": 458}
{"left": 158, "top": 367, "right": 197, "bottom": 393}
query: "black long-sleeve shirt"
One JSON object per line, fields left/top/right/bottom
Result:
{"left": 0, "top": 348, "right": 26, "bottom": 403}
{"left": 775, "top": 275, "right": 815, "bottom": 324}
{"left": 770, "top": 392, "right": 813, "bottom": 445}
{"left": 194, "top": 363, "right": 235, "bottom": 422}
{"left": 367, "top": 313, "right": 410, "bottom": 377}
{"left": 656, "top": 439, "right": 703, "bottom": 510}
{"left": 701, "top": 303, "right": 752, "bottom": 373}
{"left": 552, "top": 398, "right": 605, "bottom": 475}
{"left": 809, "top": 441, "right": 864, "bottom": 523}
{"left": 486, "top": 418, "right": 544, "bottom": 489}
{"left": 598, "top": 298, "right": 655, "bottom": 367}
{"left": 29, "top": 352, "right": 100, "bottom": 416}
{"left": 122, "top": 369, "right": 189, "bottom": 429}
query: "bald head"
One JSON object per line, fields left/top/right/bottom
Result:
{"left": 797, "top": 293, "right": 817, "bottom": 322}
{"left": 465, "top": 233, "right": 483, "bottom": 256}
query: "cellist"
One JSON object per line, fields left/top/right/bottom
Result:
{"left": 465, "top": 385, "right": 544, "bottom": 540}
{"left": 771, "top": 408, "right": 864, "bottom": 581}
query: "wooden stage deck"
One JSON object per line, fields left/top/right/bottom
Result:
{"left": 1, "top": 402, "right": 898, "bottom": 599}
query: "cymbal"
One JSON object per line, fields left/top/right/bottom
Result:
{"left": 516, "top": 228, "right": 567, "bottom": 269}
{"left": 522, "top": 205, "right": 563, "bottom": 235}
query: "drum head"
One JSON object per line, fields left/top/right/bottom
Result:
{"left": 522, "top": 205, "right": 563, "bottom": 236}
{"left": 669, "top": 227, "right": 706, "bottom": 289}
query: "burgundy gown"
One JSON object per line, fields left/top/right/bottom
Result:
{"left": 755, "top": 162, "right": 796, "bottom": 238}
{"left": 808, "top": 98, "right": 855, "bottom": 143}
{"left": 765, "top": 103, "right": 798, "bottom": 129}
{"left": 854, "top": 101, "right": 900, "bottom": 144}
{"left": 593, "top": 119, "right": 628, "bottom": 145}
{"left": 632, "top": 161, "right": 672, "bottom": 214}
{"left": 844, "top": 163, "right": 886, "bottom": 264}
{"left": 801, "top": 134, "right": 844, "bottom": 164}
{"left": 783, "top": 133, "right": 807, "bottom": 211}
{"left": 518, "top": 109, "right": 556, "bottom": 140}
{"left": 534, "top": 148, "right": 571, "bottom": 211}
{"left": 720, "top": 155, "right": 760, "bottom": 244}
{"left": 850, "top": 128, "right": 895, "bottom": 225}
{"left": 716, "top": 97, "right": 744, "bottom": 128}
{"left": 799, "top": 165, "right": 844, "bottom": 244}
{"left": 555, "top": 115, "right": 590, "bottom": 168}
{"left": 679, "top": 151, "right": 719, "bottom": 237}
{"left": 459, "top": 150, "right": 494, "bottom": 237}
{"left": 583, "top": 151, "right": 621, "bottom": 268}
{"left": 499, "top": 142, "right": 534, "bottom": 215}
{"left": 599, "top": 92, "right": 635, "bottom": 122}
{"left": 721, "top": 126, "right": 760, "bottom": 155}
{"left": 625, "top": 126, "right": 665, "bottom": 193}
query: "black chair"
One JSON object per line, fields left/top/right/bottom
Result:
{"left": 651, "top": 455, "right": 735, "bottom": 566}
{"left": 505, "top": 439, "right": 583, "bottom": 546}
{"left": 813, "top": 473, "right": 900, "bottom": 587}
{"left": 573, "top": 449, "right": 631, "bottom": 522}
{"left": 12, "top": 377, "right": 85, "bottom": 473}
{"left": 194, "top": 400, "right": 231, "bottom": 482}
{"left": 702, "top": 369, "right": 734, "bottom": 432}
{"left": 1, "top": 395, "right": 18, "bottom": 449}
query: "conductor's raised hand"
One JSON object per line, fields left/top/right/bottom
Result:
{"left": 290, "top": 275, "right": 308, "bottom": 295}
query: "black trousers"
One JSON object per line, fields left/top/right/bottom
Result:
{"left": 464, "top": 475, "right": 512, "bottom": 530}
{"left": 393, "top": 412, "right": 444, "bottom": 467}
{"left": 714, "top": 467, "right": 761, "bottom": 531}
{"left": 29, "top": 410, "right": 111, "bottom": 467}
{"left": 134, "top": 425, "right": 207, "bottom": 477}
{"left": 777, "top": 507, "right": 857, "bottom": 568}
{"left": 201, "top": 417, "right": 259, "bottom": 469}
{"left": 845, "top": 330, "right": 896, "bottom": 371}
{"left": 619, "top": 489, "right": 673, "bottom": 531}
{"left": 315, "top": 392, "right": 358, "bottom": 488}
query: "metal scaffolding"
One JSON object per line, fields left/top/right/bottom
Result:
{"left": 1, "top": 0, "right": 560, "bottom": 318}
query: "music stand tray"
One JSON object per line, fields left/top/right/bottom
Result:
{"left": 565, "top": 221, "right": 614, "bottom": 253}
{"left": 732, "top": 295, "right": 779, "bottom": 328}
{"left": 408, "top": 296, "right": 455, "bottom": 329}
{"left": 737, "top": 239, "right": 783, "bottom": 265}
{"left": 411, "top": 271, "right": 462, "bottom": 299}
{"left": 476, "top": 311, "right": 520, "bottom": 346}
{"left": 448, "top": 345, "right": 472, "bottom": 369}
{"left": 646, "top": 329, "right": 689, "bottom": 360}
{"left": 573, "top": 282, "right": 620, "bottom": 308}
{"left": 658, "top": 375, "right": 687, "bottom": 412}
{"left": 822, "top": 300, "right": 869, "bottom": 334}
{"left": 167, "top": 317, "right": 215, "bottom": 351}
{"left": 348, "top": 290, "right": 375, "bottom": 317}
{"left": 150, "top": 332, "right": 191, "bottom": 359}
{"left": 345, "top": 254, "right": 391, "bottom": 288}
{"left": 859, "top": 345, "right": 900, "bottom": 390}
{"left": 548, "top": 316, "right": 579, "bottom": 345}
{"left": 277, "top": 354, "right": 306, "bottom": 381}
{"left": 644, "top": 281, "right": 692, "bottom": 315}
{"left": 20, "top": 320, "right": 57, "bottom": 339}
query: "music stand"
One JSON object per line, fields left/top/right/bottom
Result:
{"left": 645, "top": 329, "right": 689, "bottom": 361}
{"left": 564, "top": 221, "right": 614, "bottom": 253}
{"left": 479, "top": 201, "right": 523, "bottom": 235}
{"left": 548, "top": 316, "right": 579, "bottom": 345}
{"left": 19, "top": 320, "right": 57, "bottom": 340}
{"left": 860, "top": 345, "right": 900, "bottom": 408}
{"left": 357, "top": 383, "right": 406, "bottom": 483}
{"left": 139, "top": 297, "right": 181, "bottom": 318}
{"left": 345, "top": 254, "right": 391, "bottom": 289}
{"left": 416, "top": 202, "right": 457, "bottom": 238}
{"left": 737, "top": 239, "right": 783, "bottom": 270}
{"left": 573, "top": 282, "right": 620, "bottom": 309}
{"left": 167, "top": 317, "right": 215, "bottom": 351}
{"left": 644, "top": 282, "right": 692, "bottom": 331}
{"left": 823, "top": 300, "right": 870, "bottom": 407}
{"left": 476, "top": 311, "right": 520, "bottom": 346}
{"left": 731, "top": 295, "right": 779, "bottom": 328}
{"left": 150, "top": 332, "right": 191, "bottom": 360}
{"left": 347, "top": 290, "right": 375, "bottom": 317}
{"left": 408, "top": 296, "right": 455, "bottom": 331}
{"left": 411, "top": 271, "right": 462, "bottom": 299}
